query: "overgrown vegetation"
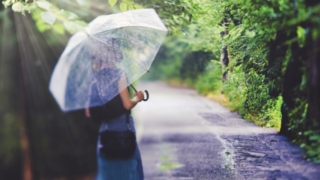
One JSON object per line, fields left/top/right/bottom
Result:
{"left": 147, "top": 0, "right": 320, "bottom": 162}
{"left": 1, "top": 1, "right": 320, "bottom": 179}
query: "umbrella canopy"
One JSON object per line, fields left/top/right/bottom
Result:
{"left": 49, "top": 9, "right": 167, "bottom": 112}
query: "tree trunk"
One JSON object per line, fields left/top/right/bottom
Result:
{"left": 280, "top": 42, "right": 304, "bottom": 137}
{"left": 306, "top": 38, "right": 320, "bottom": 129}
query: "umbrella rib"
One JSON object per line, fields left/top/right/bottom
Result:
{"left": 128, "top": 56, "right": 150, "bottom": 73}
{"left": 122, "top": 28, "right": 150, "bottom": 73}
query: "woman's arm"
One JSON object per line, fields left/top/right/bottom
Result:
{"left": 84, "top": 80, "right": 95, "bottom": 118}
{"left": 85, "top": 101, "right": 91, "bottom": 118}
{"left": 119, "top": 73, "right": 144, "bottom": 110}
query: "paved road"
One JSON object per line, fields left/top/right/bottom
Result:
{"left": 132, "top": 81, "right": 320, "bottom": 180}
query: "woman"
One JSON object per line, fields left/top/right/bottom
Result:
{"left": 85, "top": 37, "right": 145, "bottom": 180}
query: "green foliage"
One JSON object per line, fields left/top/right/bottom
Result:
{"left": 109, "top": 0, "right": 142, "bottom": 11}
{"left": 297, "top": 26, "right": 306, "bottom": 47}
{"left": 197, "top": 0, "right": 320, "bottom": 162}
{"left": 222, "top": 64, "right": 247, "bottom": 114}
{"left": 195, "top": 60, "right": 222, "bottom": 94}
{"left": 302, "top": 130, "right": 320, "bottom": 163}
{"left": 108, "top": 0, "right": 118, "bottom": 6}
{"left": 143, "top": 36, "right": 189, "bottom": 80}
{"left": 144, "top": 30, "right": 214, "bottom": 87}
{"left": 139, "top": 0, "right": 193, "bottom": 35}
{"left": 119, "top": 2, "right": 127, "bottom": 11}
{"left": 263, "top": 96, "right": 283, "bottom": 129}
{"left": 179, "top": 51, "right": 213, "bottom": 81}
{"left": 2, "top": 0, "right": 143, "bottom": 35}
{"left": 288, "top": 98, "right": 308, "bottom": 136}
{"left": 144, "top": 0, "right": 320, "bottom": 162}
{"left": 2, "top": 0, "right": 88, "bottom": 34}
{"left": 146, "top": 0, "right": 284, "bottom": 130}
{"left": 76, "top": 0, "right": 91, "bottom": 8}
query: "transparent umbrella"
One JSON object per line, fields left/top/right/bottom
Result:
{"left": 49, "top": 9, "right": 168, "bottom": 112}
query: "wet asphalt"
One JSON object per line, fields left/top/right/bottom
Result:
{"left": 132, "top": 81, "right": 320, "bottom": 180}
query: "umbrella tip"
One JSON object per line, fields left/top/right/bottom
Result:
{"left": 147, "top": 70, "right": 150, "bottom": 73}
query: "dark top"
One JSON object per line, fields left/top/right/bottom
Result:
{"left": 89, "top": 68, "right": 130, "bottom": 122}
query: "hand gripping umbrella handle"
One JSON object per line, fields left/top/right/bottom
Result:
{"left": 130, "top": 85, "right": 149, "bottom": 101}
{"left": 143, "top": 90, "right": 149, "bottom": 101}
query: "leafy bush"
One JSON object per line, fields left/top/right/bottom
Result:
{"left": 222, "top": 65, "right": 247, "bottom": 114}
{"left": 195, "top": 60, "right": 222, "bottom": 94}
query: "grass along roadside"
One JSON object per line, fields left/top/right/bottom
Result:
{"left": 205, "top": 91, "right": 281, "bottom": 132}
{"left": 165, "top": 79, "right": 282, "bottom": 132}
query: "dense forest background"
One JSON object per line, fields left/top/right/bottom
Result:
{"left": 147, "top": 0, "right": 320, "bottom": 164}
{"left": 0, "top": 0, "right": 319, "bottom": 179}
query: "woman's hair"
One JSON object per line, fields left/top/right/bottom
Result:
{"left": 90, "top": 37, "right": 122, "bottom": 67}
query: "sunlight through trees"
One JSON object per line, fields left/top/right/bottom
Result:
{"left": 1, "top": 0, "right": 320, "bottom": 179}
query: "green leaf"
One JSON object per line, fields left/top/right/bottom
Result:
{"left": 134, "top": 4, "right": 143, "bottom": 9}
{"left": 52, "top": 23, "right": 65, "bottom": 34}
{"left": 128, "top": 5, "right": 134, "bottom": 10}
{"left": 312, "top": 29, "right": 320, "bottom": 40}
{"left": 297, "top": 26, "right": 306, "bottom": 47}
{"left": 76, "top": 0, "right": 91, "bottom": 8}
{"left": 12, "top": 2, "right": 25, "bottom": 13}
{"left": 24, "top": 3, "right": 38, "bottom": 13}
{"left": 2, "top": 0, "right": 14, "bottom": 8}
{"left": 48, "top": 5, "right": 60, "bottom": 13}
{"left": 108, "top": 0, "right": 117, "bottom": 7}
{"left": 35, "top": 0, "right": 52, "bottom": 11}
{"left": 35, "top": 19, "right": 51, "bottom": 32}
{"left": 123, "top": 0, "right": 134, "bottom": 5}
{"left": 66, "top": 11, "right": 79, "bottom": 20}
{"left": 63, "top": 20, "right": 87, "bottom": 34}
{"left": 41, "top": 11, "right": 56, "bottom": 26}
{"left": 56, "top": 10, "right": 75, "bottom": 20}
{"left": 120, "top": 3, "right": 127, "bottom": 11}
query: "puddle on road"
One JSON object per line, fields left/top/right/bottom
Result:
{"left": 158, "top": 161, "right": 184, "bottom": 172}
{"left": 243, "top": 151, "right": 266, "bottom": 157}
{"left": 156, "top": 144, "right": 184, "bottom": 173}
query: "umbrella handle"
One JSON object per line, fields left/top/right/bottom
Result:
{"left": 130, "top": 85, "right": 149, "bottom": 101}
{"left": 143, "top": 90, "right": 149, "bottom": 101}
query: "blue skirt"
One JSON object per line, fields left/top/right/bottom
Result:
{"left": 96, "top": 114, "right": 144, "bottom": 180}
